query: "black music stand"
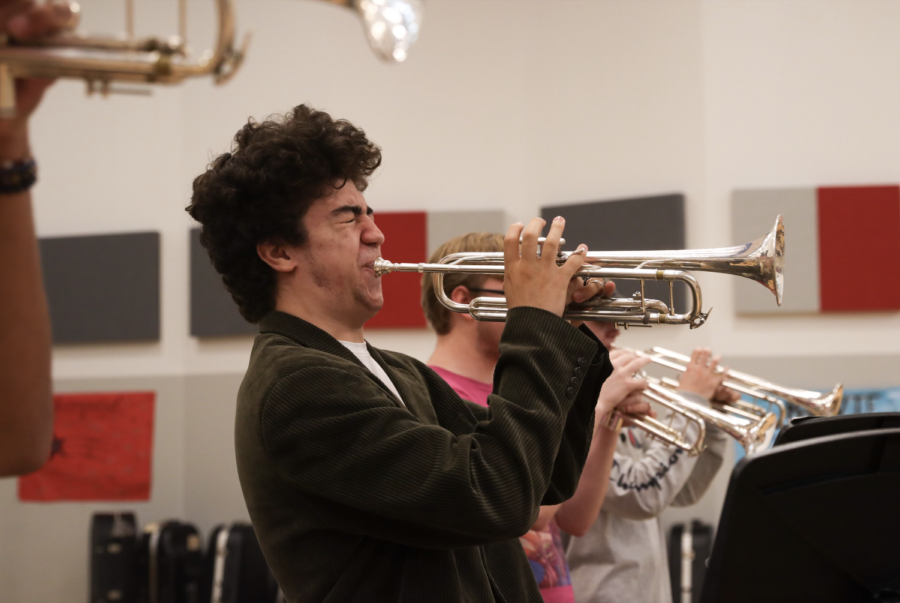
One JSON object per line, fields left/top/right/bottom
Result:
{"left": 699, "top": 428, "right": 900, "bottom": 603}
{"left": 774, "top": 412, "right": 900, "bottom": 446}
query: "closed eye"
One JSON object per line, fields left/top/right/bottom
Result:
{"left": 332, "top": 204, "right": 374, "bottom": 223}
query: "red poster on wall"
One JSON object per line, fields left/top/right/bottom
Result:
{"left": 18, "top": 391, "right": 155, "bottom": 502}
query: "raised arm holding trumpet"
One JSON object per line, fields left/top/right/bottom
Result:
{"left": 0, "top": 0, "right": 77, "bottom": 477}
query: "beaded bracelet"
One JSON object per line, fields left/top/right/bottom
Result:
{"left": 0, "top": 158, "right": 37, "bottom": 194}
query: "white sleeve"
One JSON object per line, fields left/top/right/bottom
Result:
{"left": 601, "top": 392, "right": 725, "bottom": 520}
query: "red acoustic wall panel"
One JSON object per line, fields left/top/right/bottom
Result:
{"left": 19, "top": 392, "right": 155, "bottom": 502}
{"left": 366, "top": 212, "right": 428, "bottom": 328}
{"left": 817, "top": 185, "right": 900, "bottom": 312}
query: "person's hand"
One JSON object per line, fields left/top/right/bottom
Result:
{"left": 616, "top": 399, "right": 656, "bottom": 428}
{"left": 711, "top": 384, "right": 740, "bottom": 406}
{"left": 504, "top": 217, "right": 596, "bottom": 318}
{"left": 567, "top": 278, "right": 615, "bottom": 329}
{"left": 0, "top": 1, "right": 74, "bottom": 148}
{"left": 595, "top": 350, "right": 652, "bottom": 416}
{"left": 676, "top": 348, "right": 726, "bottom": 401}
{"left": 569, "top": 277, "right": 616, "bottom": 306}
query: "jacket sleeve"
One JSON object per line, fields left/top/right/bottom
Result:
{"left": 259, "top": 307, "right": 607, "bottom": 549}
{"left": 601, "top": 393, "right": 725, "bottom": 520}
{"left": 540, "top": 323, "right": 612, "bottom": 506}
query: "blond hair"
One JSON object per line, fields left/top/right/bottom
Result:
{"left": 420, "top": 232, "right": 504, "bottom": 335}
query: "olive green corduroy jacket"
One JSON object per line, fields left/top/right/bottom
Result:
{"left": 235, "top": 307, "right": 612, "bottom": 603}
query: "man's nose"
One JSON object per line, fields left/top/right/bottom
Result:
{"left": 363, "top": 219, "right": 385, "bottom": 246}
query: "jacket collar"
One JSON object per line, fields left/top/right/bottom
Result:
{"left": 259, "top": 311, "right": 418, "bottom": 413}
{"left": 259, "top": 310, "right": 364, "bottom": 368}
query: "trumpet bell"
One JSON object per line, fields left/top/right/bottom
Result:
{"left": 752, "top": 214, "right": 785, "bottom": 306}
{"left": 567, "top": 214, "right": 785, "bottom": 307}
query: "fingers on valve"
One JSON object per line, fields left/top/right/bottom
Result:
{"left": 541, "top": 216, "right": 565, "bottom": 260}
{"left": 520, "top": 217, "right": 545, "bottom": 261}
{"left": 503, "top": 222, "right": 525, "bottom": 263}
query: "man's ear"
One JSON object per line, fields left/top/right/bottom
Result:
{"left": 257, "top": 241, "right": 298, "bottom": 273}
{"left": 449, "top": 285, "right": 476, "bottom": 323}
{"left": 450, "top": 285, "right": 472, "bottom": 305}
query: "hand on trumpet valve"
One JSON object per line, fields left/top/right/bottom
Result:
{"left": 615, "top": 399, "right": 657, "bottom": 428}
{"left": 677, "top": 348, "right": 726, "bottom": 401}
{"left": 712, "top": 384, "right": 741, "bottom": 406}
{"left": 503, "top": 216, "right": 598, "bottom": 319}
{"left": 571, "top": 277, "right": 615, "bottom": 305}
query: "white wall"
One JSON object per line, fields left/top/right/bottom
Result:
{"left": 4, "top": 0, "right": 900, "bottom": 599}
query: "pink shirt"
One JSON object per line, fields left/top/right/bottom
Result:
{"left": 430, "top": 366, "right": 576, "bottom": 603}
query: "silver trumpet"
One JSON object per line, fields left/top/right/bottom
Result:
{"left": 375, "top": 215, "right": 785, "bottom": 329}
{"left": 600, "top": 362, "right": 778, "bottom": 455}
{"left": 641, "top": 347, "right": 843, "bottom": 420}
{"left": 0, "top": 0, "right": 249, "bottom": 117}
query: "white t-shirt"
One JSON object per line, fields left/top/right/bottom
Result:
{"left": 338, "top": 340, "right": 405, "bottom": 407}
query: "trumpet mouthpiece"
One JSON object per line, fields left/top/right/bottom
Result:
{"left": 373, "top": 258, "right": 395, "bottom": 277}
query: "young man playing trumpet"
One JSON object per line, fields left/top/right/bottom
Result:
{"left": 188, "top": 105, "right": 614, "bottom": 603}
{"left": 564, "top": 322, "right": 735, "bottom": 603}
{"left": 422, "top": 233, "right": 732, "bottom": 603}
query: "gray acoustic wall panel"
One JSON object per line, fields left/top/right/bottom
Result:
{"left": 427, "top": 210, "right": 508, "bottom": 258}
{"left": 541, "top": 194, "right": 686, "bottom": 310}
{"left": 190, "top": 228, "right": 257, "bottom": 337}
{"left": 40, "top": 232, "right": 160, "bottom": 344}
{"left": 732, "top": 188, "right": 818, "bottom": 314}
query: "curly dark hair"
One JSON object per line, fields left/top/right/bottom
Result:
{"left": 186, "top": 104, "right": 382, "bottom": 323}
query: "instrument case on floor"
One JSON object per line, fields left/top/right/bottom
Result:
{"left": 201, "top": 522, "right": 279, "bottom": 603}
{"left": 137, "top": 520, "right": 204, "bottom": 603}
{"left": 669, "top": 520, "right": 714, "bottom": 603}
{"left": 91, "top": 512, "right": 140, "bottom": 603}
